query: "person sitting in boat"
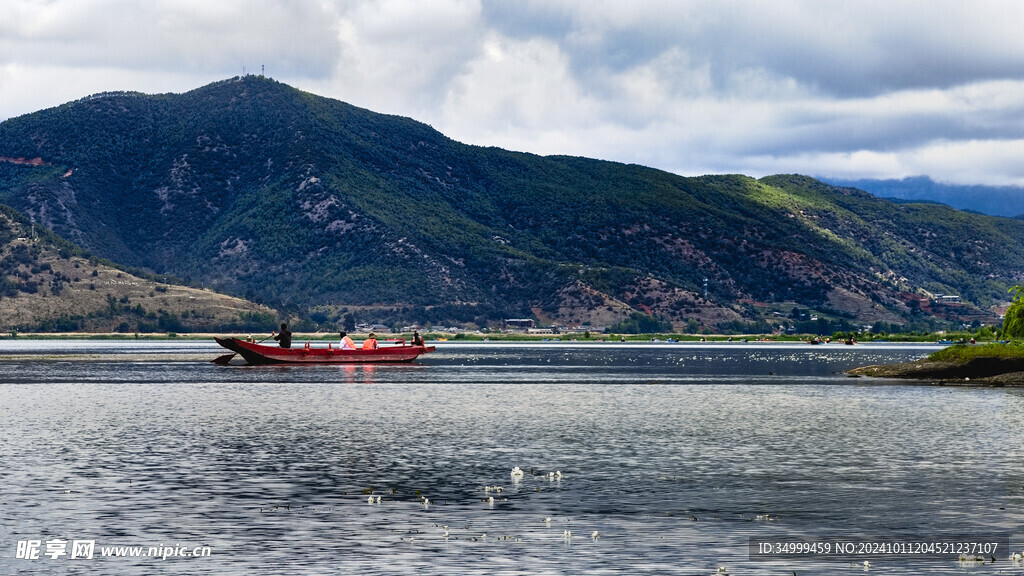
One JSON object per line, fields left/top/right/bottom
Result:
{"left": 272, "top": 323, "right": 292, "bottom": 349}
{"left": 339, "top": 331, "right": 356, "bottom": 350}
{"left": 362, "top": 332, "right": 378, "bottom": 350}
{"left": 412, "top": 330, "right": 424, "bottom": 346}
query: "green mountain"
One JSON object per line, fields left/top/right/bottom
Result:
{"left": 0, "top": 202, "right": 275, "bottom": 332}
{"left": 0, "top": 76, "right": 1021, "bottom": 331}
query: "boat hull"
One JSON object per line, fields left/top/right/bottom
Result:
{"left": 215, "top": 337, "right": 435, "bottom": 365}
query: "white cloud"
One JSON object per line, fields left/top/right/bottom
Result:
{"left": 307, "top": 0, "right": 486, "bottom": 118}
{"left": 0, "top": 0, "right": 340, "bottom": 76}
{"left": 441, "top": 34, "right": 596, "bottom": 141}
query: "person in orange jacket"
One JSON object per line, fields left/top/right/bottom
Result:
{"left": 362, "top": 332, "right": 378, "bottom": 350}
{"left": 339, "top": 331, "right": 356, "bottom": 350}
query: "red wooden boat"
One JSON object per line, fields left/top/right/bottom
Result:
{"left": 214, "top": 337, "right": 435, "bottom": 365}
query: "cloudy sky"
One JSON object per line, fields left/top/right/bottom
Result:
{"left": 2, "top": 0, "right": 1023, "bottom": 186}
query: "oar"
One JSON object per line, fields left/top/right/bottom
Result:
{"left": 211, "top": 334, "right": 274, "bottom": 365}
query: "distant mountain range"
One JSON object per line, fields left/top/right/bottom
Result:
{"left": 823, "top": 176, "right": 1024, "bottom": 218}
{"left": 0, "top": 76, "right": 1022, "bottom": 331}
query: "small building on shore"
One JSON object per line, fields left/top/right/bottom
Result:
{"left": 503, "top": 318, "right": 535, "bottom": 331}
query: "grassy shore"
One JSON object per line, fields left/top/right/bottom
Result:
{"left": 846, "top": 340, "right": 1024, "bottom": 385}
{"left": 927, "top": 341, "right": 1024, "bottom": 363}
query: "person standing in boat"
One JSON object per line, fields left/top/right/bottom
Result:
{"left": 412, "top": 330, "right": 424, "bottom": 346}
{"left": 362, "top": 332, "right": 378, "bottom": 350}
{"left": 272, "top": 323, "right": 292, "bottom": 348}
{"left": 339, "top": 331, "right": 356, "bottom": 350}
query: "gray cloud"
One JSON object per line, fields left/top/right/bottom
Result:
{"left": 485, "top": 1, "right": 1024, "bottom": 97}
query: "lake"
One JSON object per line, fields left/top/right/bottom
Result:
{"left": 2, "top": 340, "right": 1023, "bottom": 575}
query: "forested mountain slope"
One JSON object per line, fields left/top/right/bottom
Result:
{"left": 1, "top": 76, "right": 1020, "bottom": 329}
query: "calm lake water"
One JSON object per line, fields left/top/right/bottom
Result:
{"left": 2, "top": 341, "right": 1024, "bottom": 575}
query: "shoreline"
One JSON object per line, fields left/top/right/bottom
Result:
{"left": 847, "top": 357, "right": 1024, "bottom": 386}
{"left": 0, "top": 331, "right": 980, "bottom": 344}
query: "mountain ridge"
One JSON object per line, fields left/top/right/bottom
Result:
{"left": 0, "top": 76, "right": 1021, "bottom": 331}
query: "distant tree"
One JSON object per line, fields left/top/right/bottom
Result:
{"left": 906, "top": 299, "right": 921, "bottom": 316}
{"left": 609, "top": 312, "right": 672, "bottom": 334}
{"left": 343, "top": 312, "right": 355, "bottom": 332}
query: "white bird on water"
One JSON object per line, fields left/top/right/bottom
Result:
{"left": 511, "top": 466, "right": 524, "bottom": 480}
{"left": 592, "top": 531, "right": 599, "bottom": 540}
{"left": 563, "top": 530, "right": 572, "bottom": 540}
{"left": 488, "top": 496, "right": 495, "bottom": 506}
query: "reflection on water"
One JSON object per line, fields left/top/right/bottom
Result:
{"left": 2, "top": 342, "right": 1023, "bottom": 575}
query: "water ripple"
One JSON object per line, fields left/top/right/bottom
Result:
{"left": 2, "top": 343, "right": 1021, "bottom": 575}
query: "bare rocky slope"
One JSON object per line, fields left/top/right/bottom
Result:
{"left": 0, "top": 204, "right": 275, "bottom": 332}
